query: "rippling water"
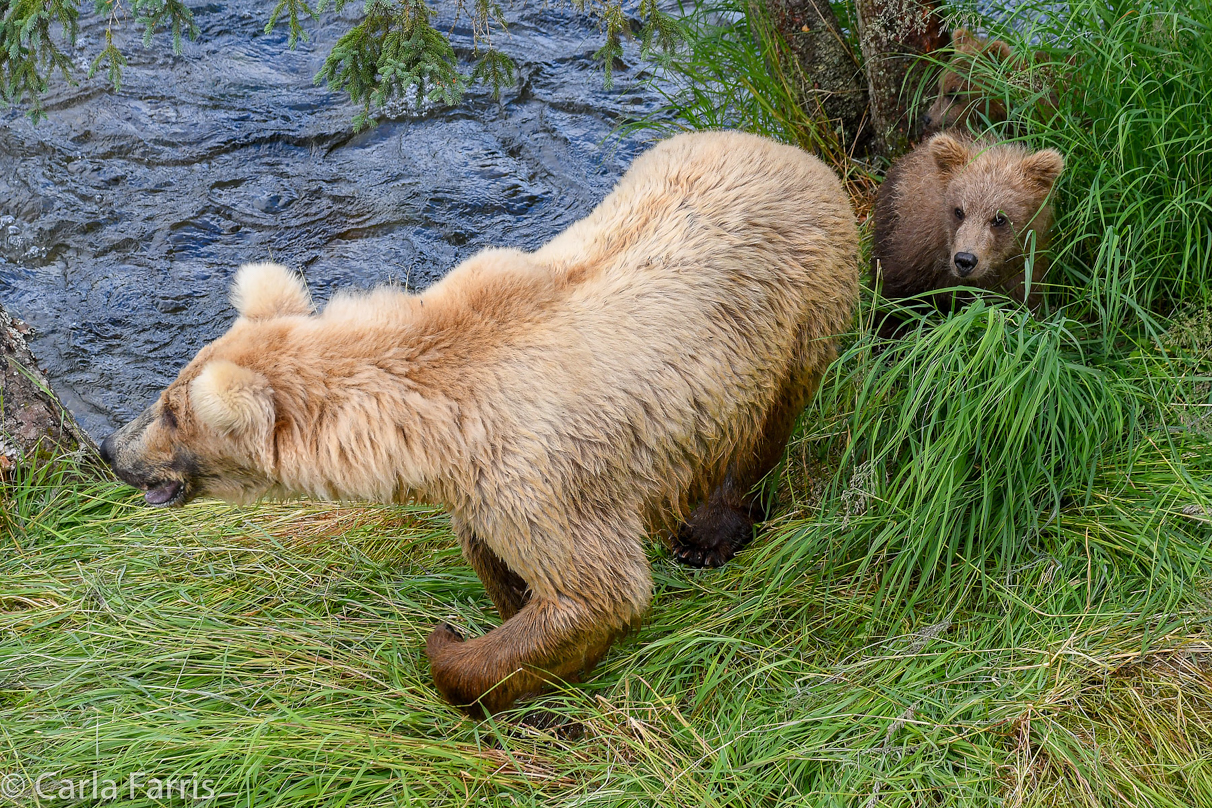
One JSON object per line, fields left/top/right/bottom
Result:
{"left": 0, "top": 3, "right": 664, "bottom": 437}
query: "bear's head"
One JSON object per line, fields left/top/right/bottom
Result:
{"left": 921, "top": 29, "right": 1014, "bottom": 135}
{"left": 100, "top": 262, "right": 313, "bottom": 507}
{"left": 929, "top": 133, "right": 1065, "bottom": 284}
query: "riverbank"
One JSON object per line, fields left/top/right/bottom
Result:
{"left": 0, "top": 302, "right": 94, "bottom": 468}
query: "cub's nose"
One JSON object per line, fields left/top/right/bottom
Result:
{"left": 953, "top": 252, "right": 978, "bottom": 277}
{"left": 99, "top": 434, "right": 115, "bottom": 465}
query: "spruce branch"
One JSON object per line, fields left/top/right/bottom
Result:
{"left": 469, "top": 46, "right": 514, "bottom": 99}
{"left": 265, "top": 0, "right": 320, "bottom": 47}
{"left": 128, "top": 0, "right": 197, "bottom": 52}
{"left": 88, "top": 24, "right": 125, "bottom": 89}
{"left": 592, "top": 0, "right": 627, "bottom": 90}
{"left": 316, "top": 0, "right": 465, "bottom": 130}
{"left": 0, "top": 0, "right": 79, "bottom": 121}
{"left": 636, "top": 0, "right": 684, "bottom": 59}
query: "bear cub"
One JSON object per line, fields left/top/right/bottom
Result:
{"left": 921, "top": 29, "right": 1015, "bottom": 135}
{"left": 921, "top": 28, "right": 1062, "bottom": 137}
{"left": 873, "top": 132, "right": 1064, "bottom": 325}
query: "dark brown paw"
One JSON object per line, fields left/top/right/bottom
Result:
{"left": 671, "top": 506, "right": 754, "bottom": 568}
{"left": 425, "top": 623, "right": 485, "bottom": 714}
{"left": 427, "top": 622, "right": 464, "bottom": 653}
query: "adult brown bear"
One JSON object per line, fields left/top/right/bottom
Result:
{"left": 100, "top": 131, "right": 859, "bottom": 713}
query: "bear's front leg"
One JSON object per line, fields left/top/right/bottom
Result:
{"left": 425, "top": 596, "right": 629, "bottom": 714}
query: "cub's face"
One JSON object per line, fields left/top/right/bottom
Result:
{"left": 101, "top": 262, "right": 312, "bottom": 507}
{"left": 928, "top": 134, "right": 1064, "bottom": 284}
{"left": 921, "top": 30, "right": 1012, "bottom": 135}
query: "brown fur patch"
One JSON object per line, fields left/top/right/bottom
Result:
{"left": 922, "top": 29, "right": 1016, "bottom": 134}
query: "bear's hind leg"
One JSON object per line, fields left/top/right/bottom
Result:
{"left": 429, "top": 528, "right": 650, "bottom": 714}
{"left": 426, "top": 596, "right": 624, "bottom": 714}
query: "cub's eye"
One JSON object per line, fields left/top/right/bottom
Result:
{"left": 161, "top": 404, "right": 179, "bottom": 430}
{"left": 954, "top": 207, "right": 965, "bottom": 221}
{"left": 991, "top": 213, "right": 1007, "bottom": 227}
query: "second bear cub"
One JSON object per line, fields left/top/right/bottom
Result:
{"left": 921, "top": 29, "right": 1015, "bottom": 134}
{"left": 874, "top": 132, "right": 1064, "bottom": 318}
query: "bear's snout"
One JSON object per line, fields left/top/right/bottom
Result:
{"left": 953, "top": 252, "right": 979, "bottom": 277}
{"left": 99, "top": 412, "right": 194, "bottom": 508}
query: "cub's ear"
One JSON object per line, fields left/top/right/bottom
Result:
{"left": 231, "top": 262, "right": 313, "bottom": 320}
{"left": 1021, "top": 149, "right": 1065, "bottom": 194}
{"left": 929, "top": 133, "right": 970, "bottom": 177}
{"left": 985, "top": 39, "right": 1014, "bottom": 62}
{"left": 951, "top": 28, "right": 981, "bottom": 53}
{"left": 190, "top": 360, "right": 274, "bottom": 437}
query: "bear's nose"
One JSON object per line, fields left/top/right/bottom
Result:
{"left": 99, "top": 434, "right": 114, "bottom": 465}
{"left": 953, "top": 252, "right": 978, "bottom": 277}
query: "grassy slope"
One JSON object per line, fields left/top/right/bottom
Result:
{"left": 5, "top": 448, "right": 1210, "bottom": 807}
{"left": 4, "top": 1, "right": 1212, "bottom": 806}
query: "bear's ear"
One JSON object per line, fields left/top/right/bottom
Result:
{"left": 951, "top": 28, "right": 981, "bottom": 53}
{"left": 985, "top": 39, "right": 1013, "bottom": 62}
{"left": 1021, "top": 149, "right": 1065, "bottom": 195}
{"left": 231, "top": 262, "right": 314, "bottom": 320}
{"left": 930, "top": 133, "right": 970, "bottom": 177}
{"left": 190, "top": 360, "right": 274, "bottom": 437}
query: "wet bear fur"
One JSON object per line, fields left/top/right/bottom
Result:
{"left": 101, "top": 131, "right": 859, "bottom": 713}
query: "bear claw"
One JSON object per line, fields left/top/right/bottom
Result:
{"left": 671, "top": 503, "right": 754, "bottom": 568}
{"left": 672, "top": 542, "right": 730, "bottom": 568}
{"left": 671, "top": 524, "right": 740, "bottom": 569}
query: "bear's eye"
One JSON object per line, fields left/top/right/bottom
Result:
{"left": 991, "top": 213, "right": 1007, "bottom": 227}
{"left": 161, "top": 403, "right": 179, "bottom": 430}
{"left": 954, "top": 207, "right": 965, "bottom": 221}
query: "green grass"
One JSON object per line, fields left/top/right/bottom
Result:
{"left": 4, "top": 441, "right": 1211, "bottom": 806}
{"left": 942, "top": 0, "right": 1212, "bottom": 323}
{"left": 624, "top": 0, "right": 841, "bottom": 158}
{"left": 5, "top": 0, "right": 1212, "bottom": 804}
{"left": 625, "top": 0, "right": 879, "bottom": 204}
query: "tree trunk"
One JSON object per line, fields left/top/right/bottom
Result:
{"left": 854, "top": 0, "right": 948, "bottom": 156}
{"left": 1, "top": 303, "right": 96, "bottom": 471}
{"left": 765, "top": 0, "right": 874, "bottom": 157}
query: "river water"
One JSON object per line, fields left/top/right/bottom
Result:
{"left": 0, "top": 3, "right": 664, "bottom": 438}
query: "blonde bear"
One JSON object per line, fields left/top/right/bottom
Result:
{"left": 101, "top": 131, "right": 859, "bottom": 713}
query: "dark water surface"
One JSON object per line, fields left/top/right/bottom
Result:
{"left": 0, "top": 3, "right": 664, "bottom": 437}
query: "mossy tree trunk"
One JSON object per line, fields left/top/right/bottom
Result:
{"left": 853, "top": 0, "right": 948, "bottom": 155}
{"left": 765, "top": 0, "right": 874, "bottom": 156}
{"left": 1, "top": 303, "right": 96, "bottom": 470}
{"left": 766, "top": 0, "right": 947, "bottom": 158}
